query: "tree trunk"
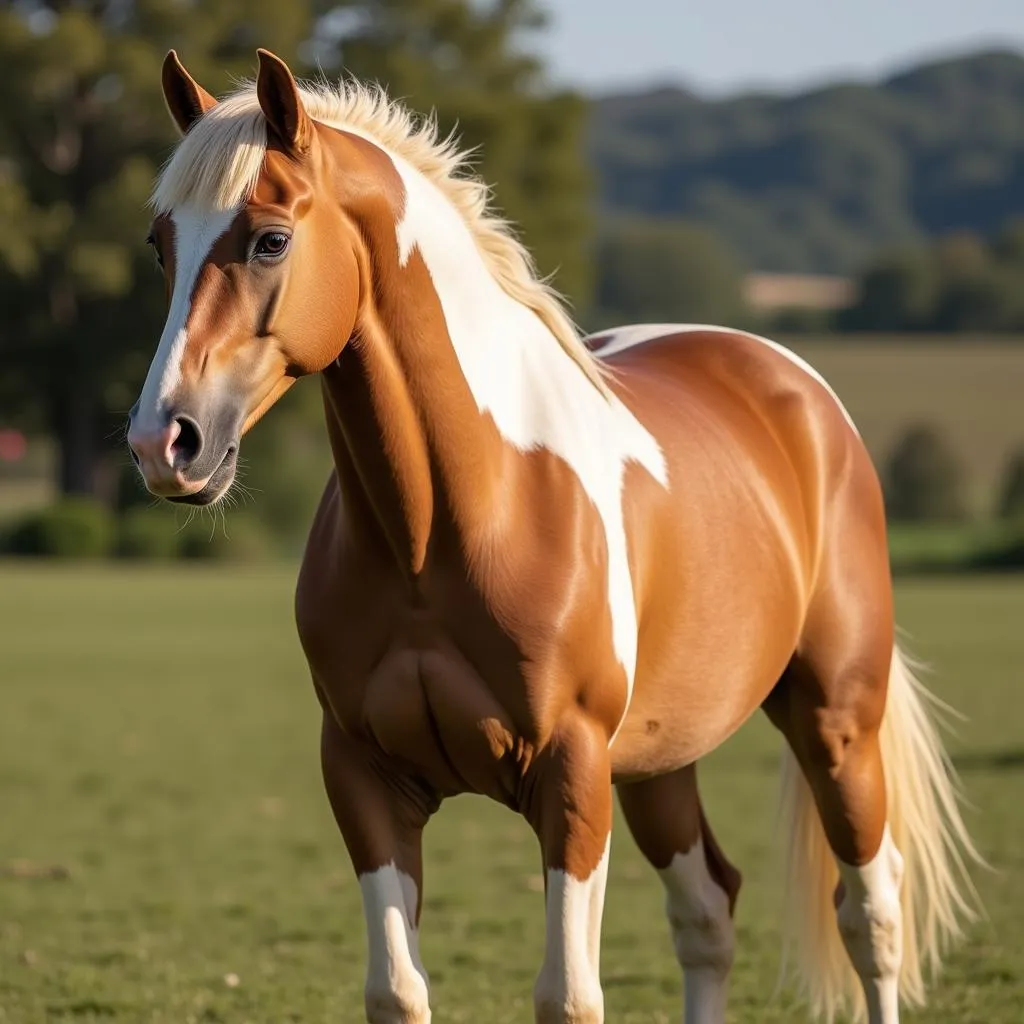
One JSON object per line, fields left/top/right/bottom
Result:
{"left": 53, "top": 384, "right": 108, "bottom": 500}
{"left": 47, "top": 275, "right": 115, "bottom": 502}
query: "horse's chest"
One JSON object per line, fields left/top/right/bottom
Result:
{"left": 296, "top": 570, "right": 534, "bottom": 802}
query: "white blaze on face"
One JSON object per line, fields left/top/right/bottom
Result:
{"left": 133, "top": 206, "right": 238, "bottom": 432}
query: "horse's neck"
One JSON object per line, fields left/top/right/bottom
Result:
{"left": 319, "top": 149, "right": 622, "bottom": 578}
{"left": 317, "top": 158, "right": 528, "bottom": 574}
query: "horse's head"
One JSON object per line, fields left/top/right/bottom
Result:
{"left": 128, "top": 50, "right": 379, "bottom": 504}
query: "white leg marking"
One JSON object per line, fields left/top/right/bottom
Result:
{"left": 359, "top": 863, "right": 431, "bottom": 1024}
{"left": 835, "top": 824, "right": 904, "bottom": 1024}
{"left": 658, "top": 837, "right": 735, "bottom": 1024}
{"left": 535, "top": 838, "right": 610, "bottom": 1024}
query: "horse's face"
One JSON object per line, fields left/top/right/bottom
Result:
{"left": 127, "top": 51, "right": 364, "bottom": 505}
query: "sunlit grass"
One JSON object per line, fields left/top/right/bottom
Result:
{"left": 0, "top": 565, "right": 1020, "bottom": 1022}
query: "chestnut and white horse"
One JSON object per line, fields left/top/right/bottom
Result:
{"left": 127, "top": 49, "right": 981, "bottom": 1024}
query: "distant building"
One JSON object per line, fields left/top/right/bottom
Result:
{"left": 743, "top": 273, "right": 857, "bottom": 313}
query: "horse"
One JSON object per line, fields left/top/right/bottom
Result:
{"left": 126, "top": 48, "right": 981, "bottom": 1024}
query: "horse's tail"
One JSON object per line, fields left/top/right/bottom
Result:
{"left": 776, "top": 641, "right": 983, "bottom": 1022}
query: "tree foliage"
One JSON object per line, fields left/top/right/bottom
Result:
{"left": 592, "top": 217, "right": 744, "bottom": 328}
{"left": 319, "top": 0, "right": 592, "bottom": 304}
{"left": 0, "top": 0, "right": 591, "bottom": 500}
{"left": 589, "top": 50, "right": 1024, "bottom": 274}
{"left": 883, "top": 423, "right": 967, "bottom": 524}
{"left": 841, "top": 221, "right": 1024, "bottom": 331}
{"left": 995, "top": 447, "right": 1024, "bottom": 522}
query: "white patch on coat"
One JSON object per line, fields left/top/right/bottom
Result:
{"left": 589, "top": 322, "right": 859, "bottom": 434}
{"left": 534, "top": 837, "right": 610, "bottom": 1022}
{"left": 658, "top": 836, "right": 735, "bottom": 1024}
{"left": 835, "top": 824, "right": 904, "bottom": 1024}
{"left": 359, "top": 863, "right": 431, "bottom": 1023}
{"left": 133, "top": 206, "right": 237, "bottom": 432}
{"left": 392, "top": 158, "right": 668, "bottom": 735}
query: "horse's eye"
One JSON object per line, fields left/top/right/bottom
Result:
{"left": 253, "top": 231, "right": 290, "bottom": 260}
{"left": 146, "top": 233, "right": 164, "bottom": 268}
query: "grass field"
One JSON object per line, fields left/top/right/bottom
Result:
{"left": 1, "top": 564, "right": 1021, "bottom": 1023}
{"left": 786, "top": 338, "right": 1024, "bottom": 516}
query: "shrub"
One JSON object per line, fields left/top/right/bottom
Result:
{"left": 5, "top": 498, "right": 116, "bottom": 558}
{"left": 114, "top": 459, "right": 156, "bottom": 514}
{"left": 967, "top": 528, "right": 1024, "bottom": 571}
{"left": 116, "top": 508, "right": 182, "bottom": 560}
{"left": 883, "top": 423, "right": 967, "bottom": 523}
{"left": 178, "top": 512, "right": 276, "bottom": 562}
{"left": 995, "top": 447, "right": 1024, "bottom": 521}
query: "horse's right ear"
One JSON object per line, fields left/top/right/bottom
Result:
{"left": 161, "top": 50, "right": 218, "bottom": 135}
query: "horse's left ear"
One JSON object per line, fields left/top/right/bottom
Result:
{"left": 256, "top": 49, "right": 313, "bottom": 154}
{"left": 162, "top": 50, "right": 218, "bottom": 135}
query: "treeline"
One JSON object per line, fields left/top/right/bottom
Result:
{"left": 0, "top": 0, "right": 589, "bottom": 502}
{"left": 2, "top": 1, "right": 1023, "bottom": 523}
{"left": 588, "top": 216, "right": 1024, "bottom": 336}
{"left": 840, "top": 221, "right": 1024, "bottom": 332}
{"left": 589, "top": 49, "right": 1024, "bottom": 275}
{"left": 6, "top": 401, "right": 1024, "bottom": 568}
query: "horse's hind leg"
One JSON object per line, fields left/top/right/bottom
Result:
{"left": 764, "top": 629, "right": 901, "bottom": 1024}
{"left": 617, "top": 764, "right": 741, "bottom": 1024}
{"left": 761, "top": 506, "right": 906, "bottom": 1024}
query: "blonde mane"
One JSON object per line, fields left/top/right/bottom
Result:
{"left": 151, "top": 76, "right": 611, "bottom": 395}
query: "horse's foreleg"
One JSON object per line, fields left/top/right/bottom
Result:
{"left": 617, "top": 764, "right": 741, "bottom": 1024}
{"left": 320, "top": 710, "right": 437, "bottom": 1024}
{"left": 525, "top": 711, "right": 613, "bottom": 1024}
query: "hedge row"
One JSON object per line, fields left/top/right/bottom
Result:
{"left": 1, "top": 498, "right": 278, "bottom": 561}
{"left": 4, "top": 494, "right": 1024, "bottom": 572}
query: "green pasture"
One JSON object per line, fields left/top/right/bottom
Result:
{"left": 0, "top": 565, "right": 1021, "bottom": 1022}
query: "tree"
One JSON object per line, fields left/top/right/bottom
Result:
{"left": 0, "top": 0, "right": 591, "bottom": 501}
{"left": 841, "top": 226, "right": 1024, "bottom": 332}
{"left": 587, "top": 50, "right": 1024, "bottom": 275}
{"left": 839, "top": 247, "right": 937, "bottom": 331}
{"left": 0, "top": 1, "right": 320, "bottom": 498}
{"left": 883, "top": 423, "right": 967, "bottom": 523}
{"left": 315, "top": 0, "right": 592, "bottom": 306}
{"left": 995, "top": 447, "right": 1024, "bottom": 522}
{"left": 593, "top": 217, "right": 744, "bottom": 328}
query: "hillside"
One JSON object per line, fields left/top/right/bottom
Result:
{"left": 588, "top": 50, "right": 1024, "bottom": 274}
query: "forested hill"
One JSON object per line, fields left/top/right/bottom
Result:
{"left": 587, "top": 49, "right": 1024, "bottom": 274}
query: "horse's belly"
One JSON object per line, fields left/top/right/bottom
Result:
{"left": 609, "top": 669, "right": 773, "bottom": 780}
{"left": 609, "top": 609, "right": 801, "bottom": 780}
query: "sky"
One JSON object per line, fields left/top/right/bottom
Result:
{"left": 535, "top": 0, "right": 1024, "bottom": 96}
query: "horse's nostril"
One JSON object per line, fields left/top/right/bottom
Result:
{"left": 172, "top": 416, "right": 203, "bottom": 466}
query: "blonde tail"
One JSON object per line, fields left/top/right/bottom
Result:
{"left": 777, "top": 642, "right": 984, "bottom": 1022}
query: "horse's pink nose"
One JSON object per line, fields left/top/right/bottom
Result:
{"left": 128, "top": 418, "right": 182, "bottom": 469}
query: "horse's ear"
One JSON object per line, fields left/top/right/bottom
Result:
{"left": 161, "top": 50, "right": 218, "bottom": 135}
{"left": 256, "top": 49, "right": 313, "bottom": 154}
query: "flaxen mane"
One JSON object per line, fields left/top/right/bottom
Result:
{"left": 151, "top": 76, "right": 610, "bottom": 394}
